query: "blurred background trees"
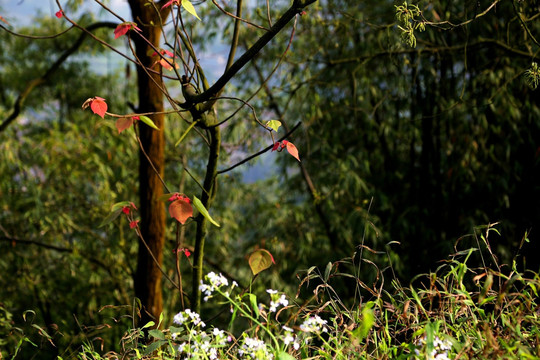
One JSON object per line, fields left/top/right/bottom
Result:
{"left": 1, "top": 0, "right": 539, "bottom": 357}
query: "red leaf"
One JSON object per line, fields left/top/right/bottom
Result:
{"left": 116, "top": 117, "right": 134, "bottom": 134}
{"left": 0, "top": 15, "right": 11, "bottom": 25}
{"left": 169, "top": 198, "right": 193, "bottom": 224}
{"left": 272, "top": 142, "right": 280, "bottom": 152}
{"left": 285, "top": 141, "right": 300, "bottom": 162}
{"left": 114, "top": 22, "right": 141, "bottom": 39}
{"left": 55, "top": 10, "right": 63, "bottom": 18}
{"left": 114, "top": 24, "right": 131, "bottom": 39}
{"left": 163, "top": 49, "right": 174, "bottom": 57}
{"left": 89, "top": 97, "right": 107, "bottom": 118}
{"left": 159, "top": 58, "right": 178, "bottom": 71}
{"left": 161, "top": 0, "right": 180, "bottom": 9}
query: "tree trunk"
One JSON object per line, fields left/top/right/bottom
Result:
{"left": 128, "top": 0, "right": 171, "bottom": 326}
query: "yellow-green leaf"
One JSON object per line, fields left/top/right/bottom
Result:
{"left": 248, "top": 249, "right": 275, "bottom": 275}
{"left": 266, "top": 120, "right": 281, "bottom": 132}
{"left": 139, "top": 115, "right": 159, "bottom": 130}
{"left": 182, "top": 0, "right": 201, "bottom": 21}
{"left": 193, "top": 196, "right": 220, "bottom": 227}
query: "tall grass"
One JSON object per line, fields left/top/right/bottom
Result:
{"left": 4, "top": 225, "right": 539, "bottom": 359}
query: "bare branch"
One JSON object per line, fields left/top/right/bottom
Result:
{"left": 183, "top": 0, "right": 316, "bottom": 106}
{"left": 217, "top": 121, "right": 302, "bottom": 174}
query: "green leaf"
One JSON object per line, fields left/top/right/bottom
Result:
{"left": 182, "top": 0, "right": 201, "bottom": 21}
{"left": 266, "top": 120, "right": 281, "bottom": 132}
{"left": 142, "top": 321, "right": 155, "bottom": 329}
{"left": 99, "top": 207, "right": 125, "bottom": 228}
{"left": 192, "top": 195, "right": 220, "bottom": 227}
{"left": 277, "top": 351, "right": 296, "bottom": 360}
{"left": 143, "top": 339, "right": 167, "bottom": 355}
{"left": 248, "top": 293, "right": 259, "bottom": 319}
{"left": 148, "top": 329, "right": 165, "bottom": 340}
{"left": 248, "top": 249, "right": 275, "bottom": 276}
{"left": 139, "top": 115, "right": 159, "bottom": 130}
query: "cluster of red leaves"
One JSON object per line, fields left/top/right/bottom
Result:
{"left": 121, "top": 203, "right": 139, "bottom": 229}
{"left": 272, "top": 140, "right": 300, "bottom": 162}
{"left": 152, "top": 49, "right": 177, "bottom": 71}
{"left": 174, "top": 248, "right": 191, "bottom": 257}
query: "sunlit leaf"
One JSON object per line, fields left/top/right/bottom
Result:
{"left": 182, "top": 0, "right": 201, "bottom": 21}
{"left": 266, "top": 120, "right": 281, "bottom": 132}
{"left": 89, "top": 97, "right": 107, "bottom": 118}
{"left": 193, "top": 196, "right": 220, "bottom": 227}
{"left": 139, "top": 115, "right": 159, "bottom": 130}
{"left": 248, "top": 249, "right": 275, "bottom": 275}
{"left": 169, "top": 198, "right": 193, "bottom": 224}
{"left": 284, "top": 141, "right": 300, "bottom": 162}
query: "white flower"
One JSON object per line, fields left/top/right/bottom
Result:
{"left": 173, "top": 309, "right": 205, "bottom": 328}
{"left": 300, "top": 315, "right": 328, "bottom": 333}
{"left": 269, "top": 293, "right": 289, "bottom": 313}
{"left": 173, "top": 311, "right": 187, "bottom": 325}
{"left": 266, "top": 289, "right": 278, "bottom": 294}
{"left": 177, "top": 342, "right": 187, "bottom": 353}
{"left": 238, "top": 337, "right": 273, "bottom": 359}
{"left": 414, "top": 335, "right": 452, "bottom": 360}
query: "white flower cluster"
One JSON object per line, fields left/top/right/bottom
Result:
{"left": 237, "top": 336, "right": 274, "bottom": 359}
{"left": 414, "top": 335, "right": 452, "bottom": 360}
{"left": 300, "top": 315, "right": 328, "bottom": 333}
{"left": 173, "top": 309, "right": 206, "bottom": 328}
{"left": 266, "top": 289, "right": 289, "bottom": 313}
{"left": 199, "top": 272, "right": 229, "bottom": 302}
{"left": 282, "top": 326, "right": 300, "bottom": 350}
{"left": 176, "top": 326, "right": 230, "bottom": 360}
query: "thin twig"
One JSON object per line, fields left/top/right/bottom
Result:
{"left": 217, "top": 122, "right": 301, "bottom": 174}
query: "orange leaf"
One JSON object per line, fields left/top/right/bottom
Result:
{"left": 169, "top": 198, "right": 193, "bottom": 224}
{"left": 90, "top": 97, "right": 107, "bottom": 118}
{"left": 285, "top": 141, "right": 300, "bottom": 162}
{"left": 116, "top": 117, "right": 134, "bottom": 133}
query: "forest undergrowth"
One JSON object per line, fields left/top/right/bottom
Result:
{"left": 3, "top": 224, "right": 539, "bottom": 360}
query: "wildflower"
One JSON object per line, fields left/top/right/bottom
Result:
{"left": 238, "top": 337, "right": 273, "bottom": 359}
{"left": 300, "top": 315, "right": 328, "bottom": 333}
{"left": 269, "top": 294, "right": 288, "bottom": 313}
{"left": 173, "top": 309, "right": 205, "bottom": 327}
{"left": 199, "top": 272, "right": 229, "bottom": 301}
{"left": 414, "top": 335, "right": 452, "bottom": 360}
{"left": 177, "top": 342, "right": 187, "bottom": 353}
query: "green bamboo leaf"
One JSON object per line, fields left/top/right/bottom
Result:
{"left": 99, "top": 209, "right": 123, "bottom": 227}
{"left": 182, "top": 0, "right": 201, "bottom": 21}
{"left": 192, "top": 195, "right": 220, "bottom": 227}
{"left": 139, "top": 115, "right": 159, "bottom": 130}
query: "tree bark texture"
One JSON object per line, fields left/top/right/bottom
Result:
{"left": 128, "top": 0, "right": 170, "bottom": 325}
